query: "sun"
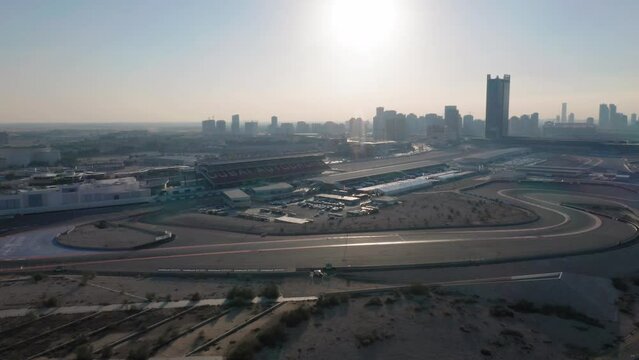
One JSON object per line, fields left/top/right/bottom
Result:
{"left": 328, "top": 0, "right": 398, "bottom": 53}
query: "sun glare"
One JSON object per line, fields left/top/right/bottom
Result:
{"left": 328, "top": 0, "right": 397, "bottom": 53}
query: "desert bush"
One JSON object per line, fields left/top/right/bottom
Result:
{"left": 405, "top": 283, "right": 430, "bottom": 296}
{"left": 257, "top": 323, "right": 287, "bottom": 347}
{"left": 259, "top": 283, "right": 280, "bottom": 299}
{"left": 280, "top": 306, "right": 311, "bottom": 327}
{"left": 190, "top": 292, "right": 201, "bottom": 301}
{"left": 365, "top": 297, "right": 383, "bottom": 307}
{"left": 227, "top": 341, "right": 258, "bottom": 360}
{"left": 508, "top": 300, "right": 536, "bottom": 313}
{"left": 226, "top": 286, "right": 255, "bottom": 306}
{"left": 490, "top": 306, "right": 514, "bottom": 318}
{"left": 43, "top": 296, "right": 59, "bottom": 308}
{"left": 127, "top": 342, "right": 150, "bottom": 360}
{"left": 74, "top": 344, "right": 93, "bottom": 360}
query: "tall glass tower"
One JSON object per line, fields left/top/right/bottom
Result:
{"left": 485, "top": 74, "right": 510, "bottom": 139}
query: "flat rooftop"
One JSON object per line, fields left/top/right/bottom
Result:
{"left": 251, "top": 182, "right": 294, "bottom": 192}
{"left": 310, "top": 160, "right": 445, "bottom": 185}
{"left": 198, "top": 153, "right": 325, "bottom": 166}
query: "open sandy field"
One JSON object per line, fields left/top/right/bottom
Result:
{"left": 155, "top": 191, "right": 536, "bottom": 236}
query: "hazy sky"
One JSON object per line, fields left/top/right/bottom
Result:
{"left": 1, "top": 0, "right": 638, "bottom": 123}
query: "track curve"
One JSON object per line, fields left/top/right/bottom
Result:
{"left": 0, "top": 182, "right": 638, "bottom": 273}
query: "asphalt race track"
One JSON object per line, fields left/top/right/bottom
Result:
{"left": 0, "top": 181, "right": 638, "bottom": 274}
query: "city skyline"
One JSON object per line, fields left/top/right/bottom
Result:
{"left": 1, "top": 0, "right": 638, "bottom": 123}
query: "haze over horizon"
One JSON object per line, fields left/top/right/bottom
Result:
{"left": 1, "top": 0, "right": 638, "bottom": 124}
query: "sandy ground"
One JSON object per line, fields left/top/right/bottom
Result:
{"left": 56, "top": 221, "right": 164, "bottom": 250}
{"left": 1, "top": 273, "right": 639, "bottom": 359}
{"left": 156, "top": 191, "right": 535, "bottom": 236}
{"left": 0, "top": 274, "right": 385, "bottom": 310}
{"left": 253, "top": 290, "right": 623, "bottom": 360}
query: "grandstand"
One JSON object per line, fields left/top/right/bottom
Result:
{"left": 196, "top": 153, "right": 328, "bottom": 188}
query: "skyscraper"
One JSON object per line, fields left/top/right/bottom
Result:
{"left": 599, "top": 104, "right": 610, "bottom": 128}
{"left": 244, "top": 121, "right": 258, "bottom": 137}
{"left": 373, "top": 107, "right": 386, "bottom": 140}
{"left": 462, "top": 114, "right": 474, "bottom": 135}
{"left": 444, "top": 105, "right": 461, "bottom": 142}
{"left": 270, "top": 116, "right": 279, "bottom": 134}
{"left": 231, "top": 114, "right": 240, "bottom": 134}
{"left": 561, "top": 102, "right": 567, "bottom": 123}
{"left": 609, "top": 104, "right": 617, "bottom": 128}
{"left": 631, "top": 113, "right": 638, "bottom": 125}
{"left": 215, "top": 120, "right": 226, "bottom": 133}
{"left": 202, "top": 119, "right": 216, "bottom": 135}
{"left": 485, "top": 74, "right": 510, "bottom": 139}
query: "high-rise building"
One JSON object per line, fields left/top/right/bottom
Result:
{"left": 599, "top": 104, "right": 610, "bottom": 128}
{"left": 280, "top": 123, "right": 295, "bottom": 135}
{"left": 444, "top": 105, "right": 461, "bottom": 142}
{"left": 231, "top": 114, "right": 240, "bottom": 134}
{"left": 215, "top": 120, "right": 226, "bottom": 133}
{"left": 586, "top": 117, "right": 595, "bottom": 125}
{"left": 348, "top": 118, "right": 364, "bottom": 139}
{"left": 568, "top": 112, "right": 575, "bottom": 123}
{"left": 296, "top": 121, "right": 310, "bottom": 133}
{"left": 202, "top": 119, "right": 216, "bottom": 135}
{"left": 462, "top": 115, "right": 474, "bottom": 135}
{"left": 244, "top": 121, "right": 258, "bottom": 137}
{"left": 631, "top": 113, "right": 638, "bottom": 125}
{"left": 485, "top": 74, "right": 510, "bottom": 139}
{"left": 270, "top": 116, "right": 279, "bottom": 134}
{"left": 561, "top": 102, "right": 567, "bottom": 123}
{"left": 373, "top": 107, "right": 386, "bottom": 140}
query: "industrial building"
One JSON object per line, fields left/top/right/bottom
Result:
{"left": 250, "top": 182, "right": 294, "bottom": 201}
{"left": 457, "top": 147, "right": 529, "bottom": 167}
{"left": 357, "top": 170, "right": 475, "bottom": 196}
{"left": 197, "top": 153, "right": 328, "bottom": 188}
{"left": 0, "top": 146, "right": 61, "bottom": 168}
{"left": 0, "top": 177, "right": 152, "bottom": 216}
{"left": 222, "top": 188, "right": 251, "bottom": 208}
{"left": 314, "top": 194, "right": 361, "bottom": 206}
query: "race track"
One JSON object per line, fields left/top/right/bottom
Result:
{"left": 0, "top": 182, "right": 638, "bottom": 274}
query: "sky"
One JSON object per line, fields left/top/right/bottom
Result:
{"left": 1, "top": 0, "right": 638, "bottom": 124}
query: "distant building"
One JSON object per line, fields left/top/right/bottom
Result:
{"left": 631, "top": 113, "right": 638, "bottom": 126}
{"left": 568, "top": 112, "right": 575, "bottom": 123}
{"left": 599, "top": 104, "right": 610, "bottom": 128}
{"left": 270, "top": 116, "right": 279, "bottom": 134}
{"left": 296, "top": 121, "right": 311, "bottom": 134}
{"left": 0, "top": 146, "right": 61, "bottom": 168}
{"left": 427, "top": 124, "right": 447, "bottom": 145}
{"left": 0, "top": 177, "right": 151, "bottom": 216}
{"left": 373, "top": 107, "right": 386, "bottom": 140}
{"left": 244, "top": 121, "right": 258, "bottom": 137}
{"left": 202, "top": 119, "right": 216, "bottom": 135}
{"left": 542, "top": 122, "right": 597, "bottom": 139}
{"left": 250, "top": 182, "right": 294, "bottom": 201}
{"left": 444, "top": 105, "right": 461, "bottom": 142}
{"left": 561, "top": 102, "right": 567, "bottom": 123}
{"left": 222, "top": 188, "right": 251, "bottom": 208}
{"left": 372, "top": 108, "right": 407, "bottom": 141}
{"left": 231, "top": 114, "right": 240, "bottom": 134}
{"left": 280, "top": 123, "right": 295, "bottom": 135}
{"left": 347, "top": 118, "right": 364, "bottom": 139}
{"left": 215, "top": 120, "right": 226, "bottom": 133}
{"left": 485, "top": 74, "right": 510, "bottom": 140}
{"left": 586, "top": 117, "right": 595, "bottom": 125}
{"left": 462, "top": 115, "right": 474, "bottom": 136}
